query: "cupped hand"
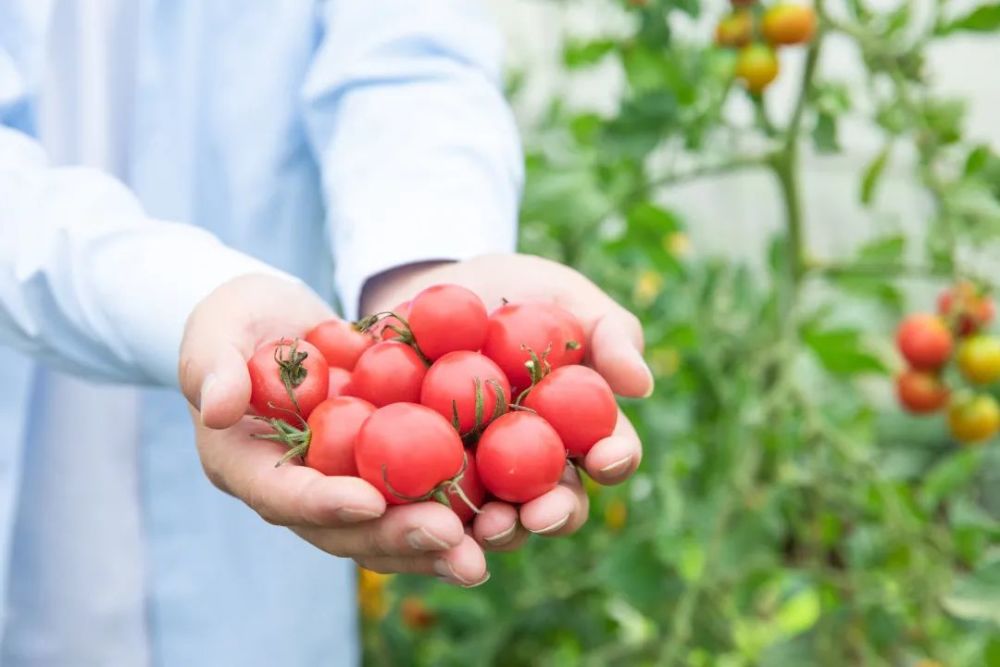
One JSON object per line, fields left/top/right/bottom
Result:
{"left": 361, "top": 254, "right": 653, "bottom": 551}
{"left": 178, "top": 274, "right": 489, "bottom": 586}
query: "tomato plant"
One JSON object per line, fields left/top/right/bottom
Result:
{"left": 895, "top": 369, "right": 949, "bottom": 415}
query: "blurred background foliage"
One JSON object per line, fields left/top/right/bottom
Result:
{"left": 362, "top": 1, "right": 1000, "bottom": 664}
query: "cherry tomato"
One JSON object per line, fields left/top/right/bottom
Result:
{"left": 476, "top": 412, "right": 567, "bottom": 504}
{"left": 715, "top": 11, "right": 752, "bottom": 48}
{"left": 420, "top": 351, "right": 511, "bottom": 434}
{"left": 482, "top": 303, "right": 569, "bottom": 391}
{"left": 351, "top": 341, "right": 427, "bottom": 407}
{"left": 550, "top": 305, "right": 586, "bottom": 367}
{"left": 248, "top": 339, "right": 329, "bottom": 420}
{"left": 303, "top": 397, "right": 376, "bottom": 476}
{"left": 948, "top": 394, "right": 1000, "bottom": 444}
{"left": 895, "top": 369, "right": 949, "bottom": 414}
{"left": 523, "top": 365, "right": 618, "bottom": 456}
{"left": 408, "top": 284, "right": 489, "bottom": 361}
{"left": 327, "top": 367, "right": 352, "bottom": 399}
{"left": 305, "top": 318, "right": 374, "bottom": 371}
{"left": 373, "top": 301, "right": 412, "bottom": 341}
{"left": 938, "top": 281, "right": 995, "bottom": 336}
{"left": 896, "top": 314, "right": 953, "bottom": 371}
{"left": 400, "top": 597, "right": 436, "bottom": 630}
{"left": 735, "top": 44, "right": 779, "bottom": 94}
{"left": 957, "top": 336, "right": 1000, "bottom": 384}
{"left": 762, "top": 4, "right": 817, "bottom": 46}
{"left": 355, "top": 403, "right": 465, "bottom": 504}
{"left": 447, "top": 454, "right": 486, "bottom": 524}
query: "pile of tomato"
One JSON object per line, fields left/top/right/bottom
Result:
{"left": 714, "top": 0, "right": 817, "bottom": 93}
{"left": 246, "top": 284, "right": 618, "bottom": 521}
{"left": 895, "top": 280, "right": 1000, "bottom": 444}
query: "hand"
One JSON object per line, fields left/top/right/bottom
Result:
{"left": 362, "top": 254, "right": 653, "bottom": 551}
{"left": 178, "top": 274, "right": 489, "bottom": 586}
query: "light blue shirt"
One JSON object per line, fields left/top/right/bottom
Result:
{"left": 0, "top": 1, "right": 521, "bottom": 665}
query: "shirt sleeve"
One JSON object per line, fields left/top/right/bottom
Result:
{"left": 301, "top": 0, "right": 523, "bottom": 318}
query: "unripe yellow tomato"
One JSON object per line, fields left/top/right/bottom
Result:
{"left": 957, "top": 336, "right": 1000, "bottom": 384}
{"left": 735, "top": 44, "right": 779, "bottom": 93}
{"left": 948, "top": 394, "right": 1000, "bottom": 444}
{"left": 715, "top": 11, "right": 752, "bottom": 48}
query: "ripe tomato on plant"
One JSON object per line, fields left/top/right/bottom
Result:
{"left": 715, "top": 11, "right": 752, "bottom": 48}
{"left": 305, "top": 318, "right": 374, "bottom": 371}
{"left": 761, "top": 4, "right": 817, "bottom": 46}
{"left": 938, "top": 281, "right": 995, "bottom": 336}
{"left": 420, "top": 351, "right": 511, "bottom": 434}
{"left": 476, "top": 412, "right": 567, "bottom": 504}
{"left": 400, "top": 597, "right": 436, "bottom": 630}
{"left": 482, "top": 303, "right": 571, "bottom": 390}
{"left": 957, "top": 336, "right": 1000, "bottom": 384}
{"left": 351, "top": 341, "right": 428, "bottom": 407}
{"left": 248, "top": 339, "right": 329, "bottom": 420}
{"left": 408, "top": 284, "right": 489, "bottom": 361}
{"left": 446, "top": 454, "right": 486, "bottom": 524}
{"left": 948, "top": 394, "right": 1000, "bottom": 444}
{"left": 302, "top": 397, "right": 376, "bottom": 476}
{"left": 895, "top": 370, "right": 949, "bottom": 414}
{"left": 522, "top": 365, "right": 618, "bottom": 456}
{"left": 735, "top": 44, "right": 780, "bottom": 94}
{"left": 896, "top": 314, "right": 953, "bottom": 371}
{"left": 355, "top": 403, "right": 465, "bottom": 504}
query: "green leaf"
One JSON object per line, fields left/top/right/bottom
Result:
{"left": 812, "top": 112, "right": 840, "bottom": 153}
{"left": 802, "top": 327, "right": 887, "bottom": 376}
{"left": 563, "top": 39, "right": 618, "bottom": 69}
{"left": 938, "top": 3, "right": 1000, "bottom": 34}
{"left": 964, "top": 144, "right": 992, "bottom": 176}
{"left": 775, "top": 588, "right": 821, "bottom": 636}
{"left": 860, "top": 146, "right": 891, "bottom": 206}
{"left": 857, "top": 234, "right": 905, "bottom": 264}
{"left": 942, "top": 557, "right": 1000, "bottom": 625}
{"left": 919, "top": 448, "right": 985, "bottom": 510}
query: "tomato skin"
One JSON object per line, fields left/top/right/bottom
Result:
{"left": 550, "top": 306, "right": 586, "bottom": 367}
{"left": 957, "top": 336, "right": 1000, "bottom": 384}
{"left": 762, "top": 4, "right": 817, "bottom": 46}
{"left": 476, "top": 412, "right": 567, "bottom": 504}
{"left": 327, "top": 367, "right": 352, "bottom": 399}
{"left": 715, "top": 11, "right": 752, "bottom": 48}
{"left": 948, "top": 394, "right": 1000, "bottom": 444}
{"left": 305, "top": 318, "right": 374, "bottom": 371}
{"left": 896, "top": 314, "right": 953, "bottom": 371}
{"left": 523, "top": 366, "right": 618, "bottom": 456}
{"left": 482, "top": 303, "right": 569, "bottom": 391}
{"left": 351, "top": 341, "right": 428, "bottom": 407}
{"left": 420, "top": 351, "right": 511, "bottom": 434}
{"left": 735, "top": 44, "right": 779, "bottom": 93}
{"left": 355, "top": 403, "right": 465, "bottom": 504}
{"left": 408, "top": 285, "right": 489, "bottom": 361}
{"left": 938, "top": 282, "right": 995, "bottom": 336}
{"left": 248, "top": 339, "right": 329, "bottom": 420}
{"left": 303, "top": 397, "right": 376, "bottom": 476}
{"left": 895, "top": 370, "right": 949, "bottom": 414}
{"left": 374, "top": 301, "right": 412, "bottom": 341}
{"left": 447, "top": 454, "right": 486, "bottom": 524}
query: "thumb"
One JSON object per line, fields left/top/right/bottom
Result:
{"left": 179, "top": 333, "right": 253, "bottom": 429}
{"left": 589, "top": 309, "right": 654, "bottom": 398}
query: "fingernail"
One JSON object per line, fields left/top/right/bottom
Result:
{"left": 406, "top": 527, "right": 451, "bottom": 551}
{"left": 433, "top": 559, "right": 457, "bottom": 580}
{"left": 530, "top": 514, "right": 569, "bottom": 535}
{"left": 483, "top": 523, "right": 517, "bottom": 546}
{"left": 639, "top": 362, "right": 655, "bottom": 398}
{"left": 462, "top": 571, "right": 491, "bottom": 588}
{"left": 336, "top": 507, "right": 382, "bottom": 523}
{"left": 199, "top": 374, "right": 217, "bottom": 425}
{"left": 600, "top": 454, "right": 634, "bottom": 479}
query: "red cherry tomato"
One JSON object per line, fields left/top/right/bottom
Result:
{"left": 420, "top": 351, "right": 511, "bottom": 434}
{"left": 248, "top": 339, "right": 329, "bottom": 420}
{"left": 327, "top": 367, "right": 352, "bottom": 399}
{"left": 373, "top": 301, "right": 412, "bottom": 341}
{"left": 938, "top": 281, "right": 995, "bottom": 336}
{"left": 351, "top": 341, "right": 428, "bottom": 407}
{"left": 896, "top": 314, "right": 953, "bottom": 371}
{"left": 355, "top": 403, "right": 465, "bottom": 504}
{"left": 408, "top": 284, "right": 489, "bottom": 361}
{"left": 522, "top": 365, "right": 617, "bottom": 456}
{"left": 549, "top": 305, "right": 586, "bottom": 366}
{"left": 303, "top": 397, "right": 376, "bottom": 476}
{"left": 895, "top": 370, "right": 949, "bottom": 415}
{"left": 482, "top": 303, "right": 569, "bottom": 391}
{"left": 447, "top": 454, "right": 486, "bottom": 524}
{"left": 476, "top": 412, "right": 566, "bottom": 503}
{"left": 305, "top": 318, "right": 374, "bottom": 371}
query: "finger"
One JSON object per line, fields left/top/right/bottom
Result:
{"left": 472, "top": 502, "right": 529, "bottom": 552}
{"left": 519, "top": 464, "right": 589, "bottom": 537}
{"left": 588, "top": 310, "right": 653, "bottom": 398}
{"left": 582, "top": 410, "right": 642, "bottom": 485}
{"left": 295, "top": 501, "right": 465, "bottom": 559}
{"left": 358, "top": 534, "right": 489, "bottom": 587}
{"left": 197, "top": 417, "right": 386, "bottom": 526}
